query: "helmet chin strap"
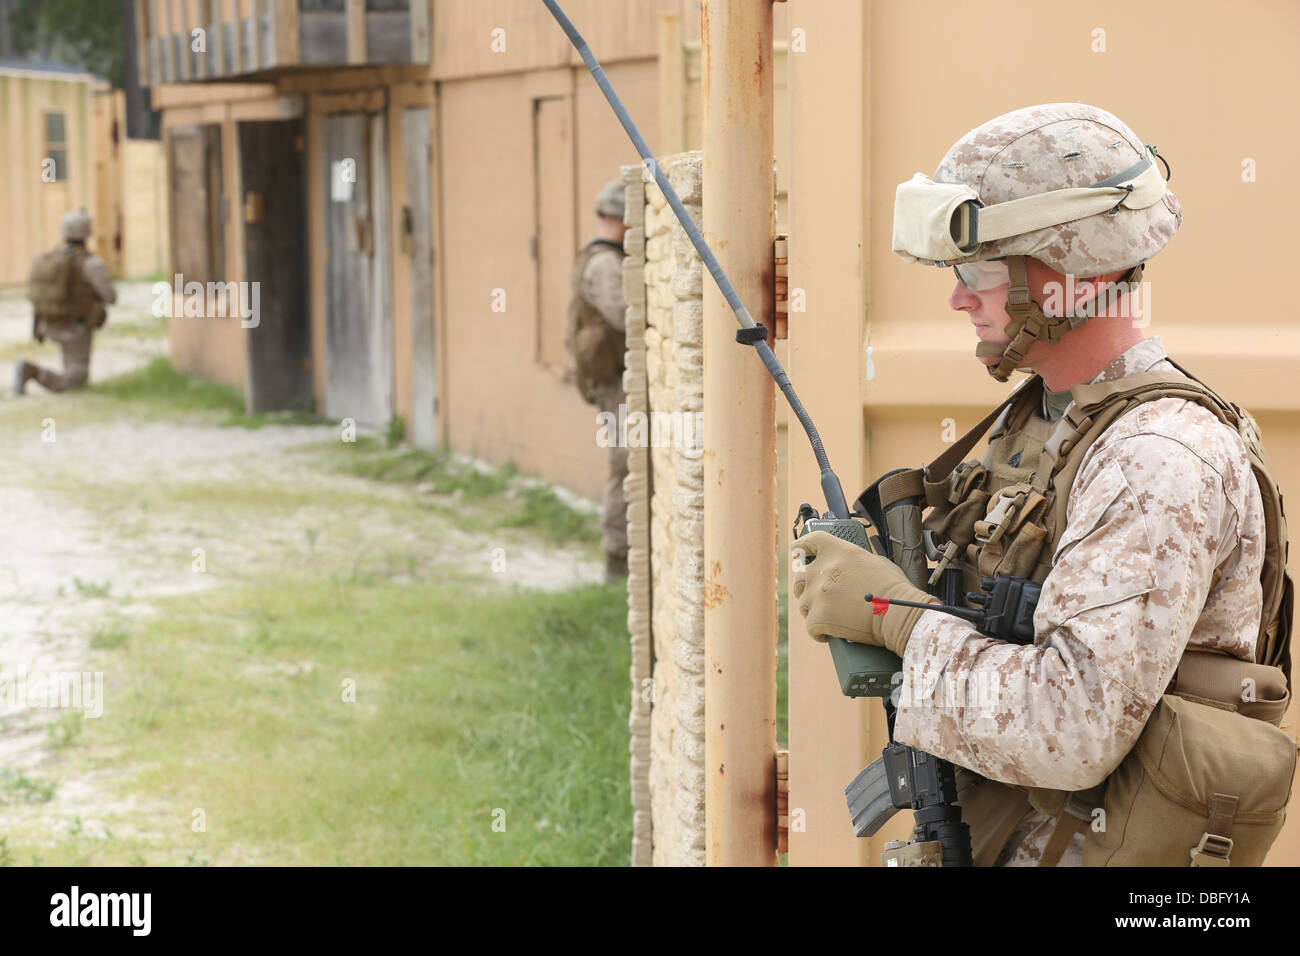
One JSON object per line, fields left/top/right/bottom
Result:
{"left": 976, "top": 256, "right": 1146, "bottom": 382}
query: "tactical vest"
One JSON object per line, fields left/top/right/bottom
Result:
{"left": 880, "top": 359, "right": 1294, "bottom": 866}
{"left": 566, "top": 238, "right": 626, "bottom": 404}
{"left": 29, "top": 245, "right": 104, "bottom": 329}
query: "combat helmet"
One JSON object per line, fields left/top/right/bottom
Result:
{"left": 594, "top": 179, "right": 626, "bottom": 219}
{"left": 60, "top": 209, "right": 93, "bottom": 242}
{"left": 891, "top": 104, "right": 1181, "bottom": 381}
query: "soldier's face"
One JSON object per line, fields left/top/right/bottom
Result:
{"left": 950, "top": 260, "right": 1023, "bottom": 368}
{"left": 948, "top": 258, "right": 1107, "bottom": 371}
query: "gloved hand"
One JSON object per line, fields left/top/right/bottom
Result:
{"left": 791, "top": 530, "right": 939, "bottom": 657}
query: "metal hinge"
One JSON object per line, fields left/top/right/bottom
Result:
{"left": 776, "top": 749, "right": 790, "bottom": 853}
{"left": 774, "top": 235, "right": 788, "bottom": 340}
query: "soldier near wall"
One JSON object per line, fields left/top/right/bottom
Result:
{"left": 793, "top": 104, "right": 1293, "bottom": 867}
{"left": 15, "top": 209, "right": 117, "bottom": 395}
{"left": 569, "top": 179, "right": 630, "bottom": 583}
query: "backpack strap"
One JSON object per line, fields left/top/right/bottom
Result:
{"left": 1189, "top": 793, "right": 1239, "bottom": 866}
{"left": 1037, "top": 783, "right": 1105, "bottom": 867}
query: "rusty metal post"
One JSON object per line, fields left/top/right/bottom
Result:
{"left": 702, "top": 0, "right": 777, "bottom": 866}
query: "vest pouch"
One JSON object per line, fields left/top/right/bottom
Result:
{"left": 1083, "top": 695, "right": 1296, "bottom": 866}
{"left": 929, "top": 487, "right": 991, "bottom": 553}
{"left": 973, "top": 482, "right": 1048, "bottom": 580}
{"left": 979, "top": 519, "right": 1048, "bottom": 580}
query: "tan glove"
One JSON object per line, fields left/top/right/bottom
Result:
{"left": 791, "top": 530, "right": 939, "bottom": 658}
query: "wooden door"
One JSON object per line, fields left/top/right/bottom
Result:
{"left": 402, "top": 105, "right": 437, "bottom": 448}
{"left": 322, "top": 111, "right": 392, "bottom": 427}
{"left": 240, "top": 118, "right": 311, "bottom": 411}
{"left": 169, "top": 123, "right": 223, "bottom": 286}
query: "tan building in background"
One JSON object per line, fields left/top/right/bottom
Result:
{"left": 136, "top": 0, "right": 1298, "bottom": 866}
{"left": 139, "top": 0, "right": 686, "bottom": 497}
{"left": 0, "top": 61, "right": 167, "bottom": 291}
{"left": 93, "top": 87, "right": 170, "bottom": 281}
{"left": 0, "top": 61, "right": 98, "bottom": 289}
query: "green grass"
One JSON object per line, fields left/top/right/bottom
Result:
{"left": 89, "top": 620, "right": 130, "bottom": 650}
{"left": 92, "top": 357, "right": 245, "bottom": 416}
{"left": 0, "top": 771, "right": 56, "bottom": 806}
{"left": 318, "top": 437, "right": 601, "bottom": 548}
{"left": 89, "top": 357, "right": 329, "bottom": 429}
{"left": 0, "top": 351, "right": 623, "bottom": 865}
{"left": 72, "top": 577, "right": 112, "bottom": 598}
{"left": 11, "top": 572, "right": 632, "bottom": 865}
{"left": 47, "top": 712, "right": 84, "bottom": 751}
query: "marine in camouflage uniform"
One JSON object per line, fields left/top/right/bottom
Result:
{"left": 15, "top": 210, "right": 117, "bottom": 395}
{"left": 793, "top": 104, "right": 1268, "bottom": 866}
{"left": 572, "top": 179, "right": 630, "bottom": 582}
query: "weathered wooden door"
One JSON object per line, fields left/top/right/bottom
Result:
{"left": 240, "top": 118, "right": 311, "bottom": 411}
{"left": 322, "top": 111, "right": 393, "bottom": 427}
{"left": 169, "top": 123, "right": 224, "bottom": 286}
{"left": 402, "top": 105, "right": 437, "bottom": 448}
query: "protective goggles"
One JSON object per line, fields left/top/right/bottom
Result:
{"left": 892, "top": 145, "right": 1169, "bottom": 265}
{"left": 954, "top": 258, "right": 1008, "bottom": 291}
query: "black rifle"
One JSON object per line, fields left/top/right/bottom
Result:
{"left": 844, "top": 571, "right": 1040, "bottom": 857}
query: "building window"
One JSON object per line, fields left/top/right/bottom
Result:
{"left": 45, "top": 111, "right": 68, "bottom": 182}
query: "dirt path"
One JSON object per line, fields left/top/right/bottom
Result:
{"left": 0, "top": 282, "right": 604, "bottom": 853}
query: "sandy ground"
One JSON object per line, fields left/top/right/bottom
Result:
{"left": 0, "top": 282, "right": 605, "bottom": 851}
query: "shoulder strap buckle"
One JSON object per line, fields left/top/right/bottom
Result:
{"left": 1189, "top": 832, "right": 1233, "bottom": 867}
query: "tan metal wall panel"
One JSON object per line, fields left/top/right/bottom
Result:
{"left": 785, "top": 0, "right": 874, "bottom": 868}
{"left": 0, "top": 72, "right": 96, "bottom": 289}
{"left": 783, "top": 0, "right": 1300, "bottom": 866}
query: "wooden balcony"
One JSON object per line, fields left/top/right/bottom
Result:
{"left": 135, "top": 0, "right": 430, "bottom": 85}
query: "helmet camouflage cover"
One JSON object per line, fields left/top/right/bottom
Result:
{"left": 893, "top": 103, "right": 1181, "bottom": 380}
{"left": 927, "top": 103, "right": 1180, "bottom": 275}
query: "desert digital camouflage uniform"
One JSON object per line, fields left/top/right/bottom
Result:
{"left": 34, "top": 253, "right": 115, "bottom": 391}
{"left": 893, "top": 335, "right": 1266, "bottom": 866}
{"left": 17, "top": 210, "right": 117, "bottom": 393}
{"left": 578, "top": 212, "right": 629, "bottom": 569}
